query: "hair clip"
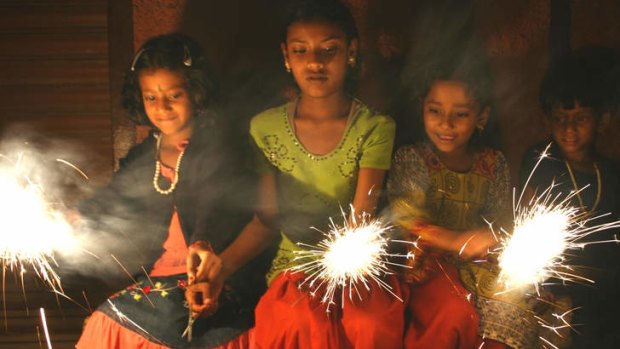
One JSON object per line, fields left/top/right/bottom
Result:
{"left": 183, "top": 45, "right": 192, "bottom": 67}
{"left": 130, "top": 48, "right": 145, "bottom": 72}
{"left": 130, "top": 44, "right": 192, "bottom": 72}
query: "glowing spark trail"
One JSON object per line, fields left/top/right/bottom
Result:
{"left": 39, "top": 308, "right": 53, "bottom": 349}
{"left": 289, "top": 209, "right": 414, "bottom": 310}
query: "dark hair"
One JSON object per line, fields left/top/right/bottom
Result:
{"left": 121, "top": 33, "right": 218, "bottom": 126}
{"left": 402, "top": 47, "right": 499, "bottom": 148}
{"left": 281, "top": 0, "right": 361, "bottom": 94}
{"left": 540, "top": 46, "right": 620, "bottom": 116}
{"left": 415, "top": 50, "right": 493, "bottom": 111}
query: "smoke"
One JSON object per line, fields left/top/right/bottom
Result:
{"left": 0, "top": 125, "right": 144, "bottom": 288}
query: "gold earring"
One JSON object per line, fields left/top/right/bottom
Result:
{"left": 348, "top": 56, "right": 356, "bottom": 66}
{"left": 284, "top": 61, "right": 291, "bottom": 72}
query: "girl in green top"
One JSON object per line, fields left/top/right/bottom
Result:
{"left": 185, "top": 1, "right": 406, "bottom": 348}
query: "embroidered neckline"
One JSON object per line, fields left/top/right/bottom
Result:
{"left": 283, "top": 98, "right": 361, "bottom": 160}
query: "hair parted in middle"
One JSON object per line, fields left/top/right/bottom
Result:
{"left": 121, "top": 32, "right": 219, "bottom": 126}
{"left": 280, "top": 0, "right": 361, "bottom": 94}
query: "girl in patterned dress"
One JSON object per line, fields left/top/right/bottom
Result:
{"left": 388, "top": 50, "right": 543, "bottom": 349}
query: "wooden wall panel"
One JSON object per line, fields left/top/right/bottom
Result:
{"left": 0, "top": 2, "right": 113, "bottom": 345}
{"left": 0, "top": 0, "right": 112, "bottom": 186}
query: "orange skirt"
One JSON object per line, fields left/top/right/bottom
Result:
{"left": 403, "top": 259, "right": 507, "bottom": 349}
{"left": 253, "top": 272, "right": 408, "bottom": 349}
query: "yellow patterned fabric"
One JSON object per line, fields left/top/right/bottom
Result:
{"left": 388, "top": 143, "right": 547, "bottom": 349}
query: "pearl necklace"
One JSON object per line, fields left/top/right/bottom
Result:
{"left": 153, "top": 135, "right": 185, "bottom": 195}
{"left": 564, "top": 159, "right": 601, "bottom": 213}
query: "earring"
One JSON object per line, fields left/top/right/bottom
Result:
{"left": 347, "top": 56, "right": 356, "bottom": 66}
{"left": 284, "top": 61, "right": 291, "bottom": 73}
{"left": 476, "top": 124, "right": 485, "bottom": 135}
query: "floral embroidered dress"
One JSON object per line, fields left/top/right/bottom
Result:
{"left": 250, "top": 99, "right": 407, "bottom": 349}
{"left": 389, "top": 143, "right": 542, "bottom": 349}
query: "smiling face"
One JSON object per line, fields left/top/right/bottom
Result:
{"left": 548, "top": 102, "right": 608, "bottom": 161}
{"left": 139, "top": 68, "right": 194, "bottom": 138}
{"left": 423, "top": 80, "right": 489, "bottom": 159}
{"left": 282, "top": 20, "right": 357, "bottom": 99}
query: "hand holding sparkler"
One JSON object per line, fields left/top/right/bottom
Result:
{"left": 185, "top": 241, "right": 224, "bottom": 317}
{"left": 411, "top": 222, "right": 497, "bottom": 261}
{"left": 185, "top": 282, "right": 220, "bottom": 317}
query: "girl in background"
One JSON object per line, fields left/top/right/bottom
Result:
{"left": 76, "top": 33, "right": 263, "bottom": 349}
{"left": 520, "top": 46, "right": 620, "bottom": 348}
{"left": 388, "top": 50, "right": 542, "bottom": 349}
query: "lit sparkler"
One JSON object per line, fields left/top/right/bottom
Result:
{"left": 496, "top": 144, "right": 620, "bottom": 292}
{"left": 0, "top": 153, "right": 79, "bottom": 293}
{"left": 289, "top": 208, "right": 414, "bottom": 310}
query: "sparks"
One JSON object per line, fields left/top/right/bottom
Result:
{"left": 39, "top": 308, "right": 53, "bottom": 349}
{"left": 497, "top": 143, "right": 620, "bottom": 292}
{"left": 0, "top": 153, "right": 78, "bottom": 293}
{"left": 289, "top": 208, "right": 414, "bottom": 310}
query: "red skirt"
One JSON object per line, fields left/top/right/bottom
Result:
{"left": 253, "top": 272, "right": 408, "bottom": 349}
{"left": 403, "top": 259, "right": 507, "bottom": 349}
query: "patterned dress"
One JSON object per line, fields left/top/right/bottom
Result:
{"left": 250, "top": 99, "right": 407, "bottom": 349}
{"left": 389, "top": 142, "right": 542, "bottom": 349}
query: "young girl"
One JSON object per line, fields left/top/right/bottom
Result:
{"left": 249, "top": 1, "right": 409, "bottom": 347}
{"left": 521, "top": 47, "right": 620, "bottom": 348}
{"left": 76, "top": 33, "right": 263, "bottom": 349}
{"left": 388, "top": 52, "right": 541, "bottom": 349}
{"left": 182, "top": 0, "right": 403, "bottom": 348}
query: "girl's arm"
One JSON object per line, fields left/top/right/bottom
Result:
{"left": 350, "top": 168, "right": 387, "bottom": 218}
{"left": 185, "top": 173, "right": 278, "bottom": 316}
{"left": 412, "top": 223, "right": 495, "bottom": 260}
{"left": 218, "top": 172, "right": 279, "bottom": 278}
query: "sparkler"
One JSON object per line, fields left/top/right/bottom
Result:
{"left": 496, "top": 144, "right": 620, "bottom": 292}
{"left": 0, "top": 153, "right": 79, "bottom": 293}
{"left": 289, "top": 208, "right": 414, "bottom": 310}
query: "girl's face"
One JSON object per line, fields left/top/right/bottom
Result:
{"left": 423, "top": 80, "right": 488, "bottom": 158}
{"left": 282, "top": 20, "right": 357, "bottom": 99}
{"left": 548, "top": 102, "right": 608, "bottom": 160}
{"left": 139, "top": 68, "right": 194, "bottom": 137}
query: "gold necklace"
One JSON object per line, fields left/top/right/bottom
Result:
{"left": 153, "top": 135, "right": 185, "bottom": 195}
{"left": 564, "top": 159, "right": 601, "bottom": 213}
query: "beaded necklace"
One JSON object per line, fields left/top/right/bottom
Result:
{"left": 564, "top": 159, "right": 601, "bottom": 213}
{"left": 153, "top": 135, "right": 185, "bottom": 195}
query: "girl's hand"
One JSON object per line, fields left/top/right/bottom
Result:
{"left": 65, "top": 208, "right": 83, "bottom": 227}
{"left": 185, "top": 241, "right": 226, "bottom": 317}
{"left": 186, "top": 241, "right": 222, "bottom": 284}
{"left": 455, "top": 229, "right": 497, "bottom": 261}
{"left": 185, "top": 281, "right": 221, "bottom": 318}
